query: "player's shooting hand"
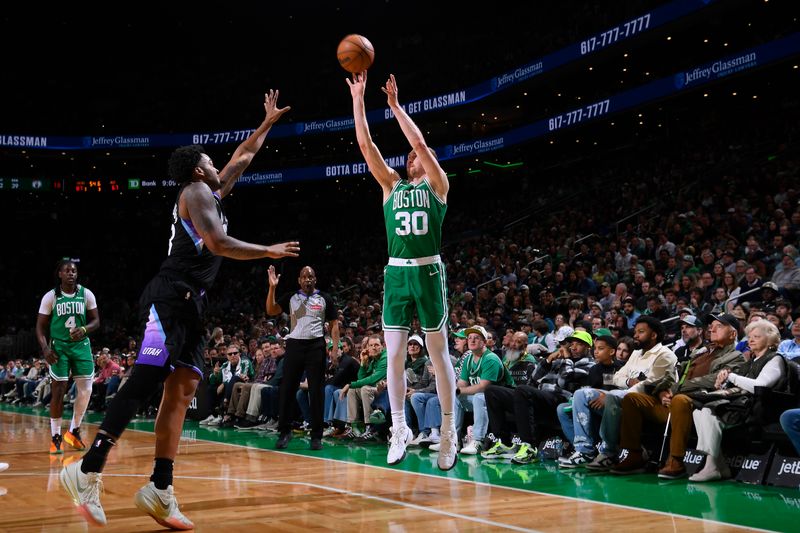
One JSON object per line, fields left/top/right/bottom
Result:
{"left": 267, "top": 241, "right": 300, "bottom": 259}
{"left": 346, "top": 71, "right": 367, "bottom": 99}
{"left": 263, "top": 89, "right": 291, "bottom": 125}
{"left": 380, "top": 74, "right": 399, "bottom": 108}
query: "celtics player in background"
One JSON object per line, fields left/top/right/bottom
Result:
{"left": 347, "top": 71, "right": 457, "bottom": 470}
{"left": 36, "top": 259, "right": 100, "bottom": 454}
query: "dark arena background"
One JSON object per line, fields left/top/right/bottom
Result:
{"left": 1, "top": 2, "right": 800, "bottom": 531}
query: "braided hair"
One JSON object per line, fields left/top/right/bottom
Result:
{"left": 53, "top": 259, "right": 76, "bottom": 297}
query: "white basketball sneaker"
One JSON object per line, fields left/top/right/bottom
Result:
{"left": 59, "top": 459, "right": 107, "bottom": 526}
{"left": 437, "top": 425, "right": 458, "bottom": 471}
{"left": 387, "top": 425, "right": 412, "bottom": 465}
{"left": 134, "top": 482, "right": 194, "bottom": 530}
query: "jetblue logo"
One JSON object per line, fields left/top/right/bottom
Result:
{"left": 741, "top": 458, "right": 762, "bottom": 471}
{"left": 684, "top": 451, "right": 704, "bottom": 465}
{"left": 779, "top": 459, "right": 800, "bottom": 475}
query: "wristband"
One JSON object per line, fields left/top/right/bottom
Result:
{"left": 80, "top": 326, "right": 88, "bottom": 335}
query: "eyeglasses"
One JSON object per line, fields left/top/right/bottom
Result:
{"left": 227, "top": 351, "right": 239, "bottom": 355}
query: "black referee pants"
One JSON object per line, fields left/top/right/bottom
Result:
{"left": 278, "top": 337, "right": 326, "bottom": 439}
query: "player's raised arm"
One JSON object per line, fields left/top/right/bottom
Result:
{"left": 347, "top": 71, "right": 400, "bottom": 200}
{"left": 382, "top": 74, "right": 449, "bottom": 201}
{"left": 183, "top": 183, "right": 300, "bottom": 260}
{"left": 217, "top": 90, "right": 291, "bottom": 199}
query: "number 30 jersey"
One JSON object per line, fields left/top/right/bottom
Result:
{"left": 383, "top": 177, "right": 447, "bottom": 259}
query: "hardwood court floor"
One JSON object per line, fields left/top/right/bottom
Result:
{"left": 0, "top": 406, "right": 795, "bottom": 532}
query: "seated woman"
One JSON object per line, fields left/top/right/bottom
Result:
{"left": 690, "top": 320, "right": 787, "bottom": 482}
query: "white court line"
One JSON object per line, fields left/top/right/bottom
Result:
{"left": 2, "top": 410, "right": 771, "bottom": 533}
{"left": 5, "top": 471, "right": 540, "bottom": 533}
{"left": 133, "top": 443, "right": 216, "bottom": 451}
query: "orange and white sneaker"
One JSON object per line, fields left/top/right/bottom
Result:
{"left": 134, "top": 482, "right": 194, "bottom": 530}
{"left": 50, "top": 434, "right": 63, "bottom": 455}
{"left": 64, "top": 428, "right": 87, "bottom": 451}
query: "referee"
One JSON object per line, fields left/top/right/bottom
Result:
{"left": 266, "top": 264, "right": 339, "bottom": 450}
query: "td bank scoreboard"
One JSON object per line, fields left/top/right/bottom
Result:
{"left": 0, "top": 177, "right": 178, "bottom": 193}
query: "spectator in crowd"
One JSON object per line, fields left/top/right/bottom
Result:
{"left": 89, "top": 353, "right": 121, "bottom": 412}
{"left": 673, "top": 315, "right": 705, "bottom": 362}
{"left": 480, "top": 332, "right": 540, "bottom": 459}
{"left": 613, "top": 314, "right": 742, "bottom": 479}
{"left": 690, "top": 320, "right": 787, "bottom": 482}
{"left": 615, "top": 337, "right": 634, "bottom": 362}
{"left": 777, "top": 317, "right": 800, "bottom": 361}
{"left": 252, "top": 340, "right": 286, "bottom": 430}
{"left": 772, "top": 254, "right": 800, "bottom": 303}
{"left": 780, "top": 408, "right": 800, "bottom": 456}
{"left": 738, "top": 267, "right": 764, "bottom": 305}
{"left": 527, "top": 320, "right": 557, "bottom": 356}
{"left": 338, "top": 335, "right": 387, "bottom": 439}
{"left": 205, "top": 344, "right": 253, "bottom": 424}
{"left": 487, "top": 329, "right": 594, "bottom": 464}
{"left": 407, "top": 359, "right": 441, "bottom": 446}
{"left": 556, "top": 334, "right": 624, "bottom": 469}
{"left": 454, "top": 325, "right": 513, "bottom": 455}
{"left": 622, "top": 297, "right": 640, "bottom": 331}
{"left": 323, "top": 337, "right": 360, "bottom": 436}
{"left": 220, "top": 348, "right": 268, "bottom": 427}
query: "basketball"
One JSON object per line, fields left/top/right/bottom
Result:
{"left": 337, "top": 34, "right": 375, "bottom": 73}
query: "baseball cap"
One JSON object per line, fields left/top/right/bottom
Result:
{"left": 705, "top": 313, "right": 741, "bottom": 334}
{"left": 519, "top": 284, "right": 530, "bottom": 291}
{"left": 348, "top": 321, "right": 358, "bottom": 328}
{"left": 622, "top": 296, "right": 636, "bottom": 305}
{"left": 464, "top": 325, "right": 488, "bottom": 339}
{"left": 762, "top": 281, "right": 779, "bottom": 292}
{"left": 554, "top": 326, "right": 575, "bottom": 343}
{"left": 590, "top": 301, "right": 602, "bottom": 309}
{"left": 679, "top": 315, "right": 702, "bottom": 328}
{"left": 408, "top": 334, "right": 424, "bottom": 347}
{"left": 326, "top": 340, "right": 343, "bottom": 349}
{"left": 452, "top": 329, "right": 466, "bottom": 339}
{"left": 594, "top": 327, "right": 613, "bottom": 338}
{"left": 565, "top": 330, "right": 593, "bottom": 347}
{"left": 683, "top": 255, "right": 694, "bottom": 262}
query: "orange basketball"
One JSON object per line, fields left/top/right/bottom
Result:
{"left": 337, "top": 34, "right": 375, "bottom": 73}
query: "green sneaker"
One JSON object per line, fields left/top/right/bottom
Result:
{"left": 368, "top": 409, "right": 386, "bottom": 425}
{"left": 511, "top": 442, "right": 539, "bottom": 465}
{"left": 481, "top": 440, "right": 520, "bottom": 460}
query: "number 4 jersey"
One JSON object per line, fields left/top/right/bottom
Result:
{"left": 383, "top": 177, "right": 446, "bottom": 259}
{"left": 39, "top": 285, "right": 97, "bottom": 343}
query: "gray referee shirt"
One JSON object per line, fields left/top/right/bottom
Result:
{"left": 278, "top": 290, "right": 337, "bottom": 340}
